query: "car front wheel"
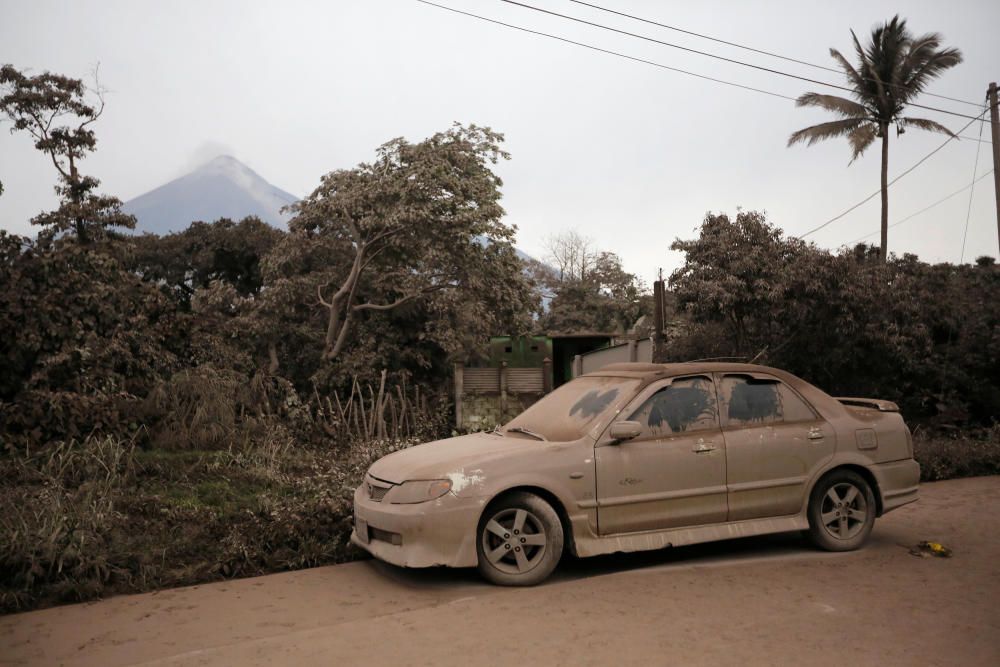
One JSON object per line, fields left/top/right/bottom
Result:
{"left": 476, "top": 492, "right": 563, "bottom": 586}
{"left": 807, "top": 470, "right": 876, "bottom": 551}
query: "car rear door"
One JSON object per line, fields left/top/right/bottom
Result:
{"left": 595, "top": 375, "right": 728, "bottom": 534}
{"left": 716, "top": 372, "right": 836, "bottom": 520}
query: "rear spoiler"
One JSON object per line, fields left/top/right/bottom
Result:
{"left": 835, "top": 397, "right": 900, "bottom": 412}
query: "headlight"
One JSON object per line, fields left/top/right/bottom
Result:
{"left": 386, "top": 479, "right": 453, "bottom": 504}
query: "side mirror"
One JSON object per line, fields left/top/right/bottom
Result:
{"left": 608, "top": 420, "right": 642, "bottom": 443}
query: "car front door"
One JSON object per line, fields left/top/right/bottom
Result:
{"left": 595, "top": 375, "right": 728, "bottom": 535}
{"left": 717, "top": 373, "right": 836, "bottom": 520}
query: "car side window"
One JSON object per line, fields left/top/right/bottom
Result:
{"left": 719, "top": 375, "right": 816, "bottom": 427}
{"left": 627, "top": 376, "right": 719, "bottom": 438}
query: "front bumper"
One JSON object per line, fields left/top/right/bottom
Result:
{"left": 351, "top": 485, "right": 485, "bottom": 568}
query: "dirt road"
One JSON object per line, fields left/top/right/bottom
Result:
{"left": 2, "top": 476, "right": 999, "bottom": 666}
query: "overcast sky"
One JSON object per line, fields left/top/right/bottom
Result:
{"left": 2, "top": 0, "right": 998, "bottom": 281}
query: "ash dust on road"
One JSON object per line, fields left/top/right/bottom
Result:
{"left": 2, "top": 477, "right": 998, "bottom": 666}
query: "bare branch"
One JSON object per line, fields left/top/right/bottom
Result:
{"left": 351, "top": 282, "right": 453, "bottom": 313}
{"left": 317, "top": 282, "right": 333, "bottom": 308}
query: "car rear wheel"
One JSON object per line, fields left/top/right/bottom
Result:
{"left": 476, "top": 492, "right": 563, "bottom": 586}
{"left": 807, "top": 470, "right": 876, "bottom": 551}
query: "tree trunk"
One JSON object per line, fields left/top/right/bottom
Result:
{"left": 68, "top": 160, "right": 89, "bottom": 245}
{"left": 267, "top": 342, "right": 280, "bottom": 374}
{"left": 879, "top": 125, "right": 889, "bottom": 263}
{"left": 322, "top": 249, "right": 365, "bottom": 360}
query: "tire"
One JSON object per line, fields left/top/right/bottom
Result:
{"left": 476, "top": 492, "right": 563, "bottom": 586}
{"left": 806, "top": 470, "right": 876, "bottom": 551}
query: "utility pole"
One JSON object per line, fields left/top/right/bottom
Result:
{"left": 652, "top": 268, "right": 665, "bottom": 363}
{"left": 989, "top": 82, "right": 1000, "bottom": 256}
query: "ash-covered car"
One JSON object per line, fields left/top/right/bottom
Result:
{"left": 351, "top": 362, "right": 919, "bottom": 585}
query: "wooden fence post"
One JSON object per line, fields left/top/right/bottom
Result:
{"left": 542, "top": 357, "right": 553, "bottom": 394}
{"left": 454, "top": 363, "right": 464, "bottom": 429}
{"left": 499, "top": 361, "right": 508, "bottom": 418}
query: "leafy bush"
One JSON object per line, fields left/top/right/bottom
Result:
{"left": 915, "top": 426, "right": 1000, "bottom": 481}
{"left": 668, "top": 211, "right": 1000, "bottom": 425}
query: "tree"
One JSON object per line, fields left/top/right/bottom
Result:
{"left": 669, "top": 210, "right": 821, "bottom": 357}
{"left": 541, "top": 244, "right": 647, "bottom": 334}
{"left": 273, "top": 123, "right": 530, "bottom": 364}
{"left": 0, "top": 231, "right": 184, "bottom": 447}
{"left": 0, "top": 65, "right": 134, "bottom": 243}
{"left": 129, "top": 217, "right": 285, "bottom": 304}
{"left": 668, "top": 210, "right": 1000, "bottom": 423}
{"left": 787, "top": 17, "right": 962, "bottom": 262}
{"left": 544, "top": 230, "right": 597, "bottom": 282}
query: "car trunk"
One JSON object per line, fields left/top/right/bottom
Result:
{"left": 835, "top": 397, "right": 912, "bottom": 463}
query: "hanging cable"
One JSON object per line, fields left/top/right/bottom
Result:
{"left": 845, "top": 169, "right": 994, "bottom": 245}
{"left": 498, "top": 0, "right": 984, "bottom": 121}
{"left": 415, "top": 1, "right": 796, "bottom": 100}
{"left": 565, "top": 0, "right": 983, "bottom": 108}
{"left": 959, "top": 103, "right": 988, "bottom": 263}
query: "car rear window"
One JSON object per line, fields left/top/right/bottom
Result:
{"left": 720, "top": 375, "right": 816, "bottom": 426}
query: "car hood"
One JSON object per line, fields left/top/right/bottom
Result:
{"left": 367, "top": 432, "right": 542, "bottom": 488}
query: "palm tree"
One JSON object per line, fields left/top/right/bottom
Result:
{"left": 788, "top": 16, "right": 962, "bottom": 262}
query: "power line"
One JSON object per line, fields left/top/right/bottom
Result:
{"left": 958, "top": 134, "right": 992, "bottom": 144}
{"left": 845, "top": 169, "right": 994, "bottom": 245}
{"left": 498, "top": 0, "right": 984, "bottom": 121}
{"left": 415, "top": 1, "right": 796, "bottom": 100}
{"left": 567, "top": 0, "right": 840, "bottom": 74}
{"left": 417, "top": 0, "right": 991, "bottom": 243}
{"left": 566, "top": 0, "right": 983, "bottom": 109}
{"left": 798, "top": 106, "right": 990, "bottom": 239}
{"left": 959, "top": 104, "right": 988, "bottom": 262}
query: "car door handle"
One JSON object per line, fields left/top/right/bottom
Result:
{"left": 693, "top": 439, "right": 717, "bottom": 453}
{"left": 808, "top": 427, "right": 824, "bottom": 440}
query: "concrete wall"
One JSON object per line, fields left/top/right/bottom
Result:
{"left": 574, "top": 338, "right": 653, "bottom": 377}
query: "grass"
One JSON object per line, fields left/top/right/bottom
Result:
{"left": 0, "top": 435, "right": 412, "bottom": 614}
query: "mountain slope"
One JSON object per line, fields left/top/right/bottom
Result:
{"left": 125, "top": 156, "right": 297, "bottom": 234}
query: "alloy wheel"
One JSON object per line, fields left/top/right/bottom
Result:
{"left": 819, "top": 482, "right": 869, "bottom": 540}
{"left": 481, "top": 507, "right": 548, "bottom": 574}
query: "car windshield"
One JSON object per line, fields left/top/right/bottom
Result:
{"left": 503, "top": 375, "right": 641, "bottom": 442}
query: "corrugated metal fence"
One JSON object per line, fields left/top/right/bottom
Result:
{"left": 454, "top": 363, "right": 550, "bottom": 430}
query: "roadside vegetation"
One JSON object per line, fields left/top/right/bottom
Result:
{"left": 1, "top": 62, "right": 996, "bottom": 613}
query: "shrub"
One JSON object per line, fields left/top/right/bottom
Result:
{"left": 914, "top": 426, "right": 1000, "bottom": 481}
{"left": 0, "top": 433, "right": 416, "bottom": 613}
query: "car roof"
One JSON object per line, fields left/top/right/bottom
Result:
{"left": 585, "top": 362, "right": 797, "bottom": 382}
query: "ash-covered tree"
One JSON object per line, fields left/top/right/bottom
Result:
{"left": 668, "top": 210, "right": 828, "bottom": 359}
{"left": 130, "top": 217, "right": 285, "bottom": 304}
{"left": 668, "top": 210, "right": 1000, "bottom": 423}
{"left": 537, "top": 231, "right": 647, "bottom": 334}
{"left": 276, "top": 123, "right": 532, "bottom": 364}
{"left": 0, "top": 65, "right": 134, "bottom": 244}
